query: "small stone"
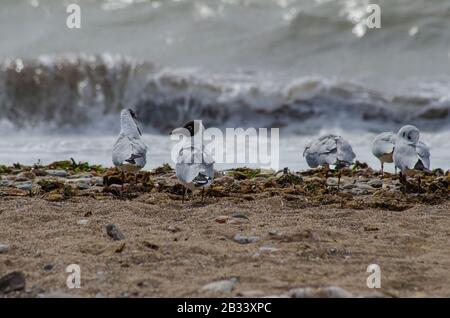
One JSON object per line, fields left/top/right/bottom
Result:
{"left": 167, "top": 225, "right": 181, "bottom": 233}
{"left": 143, "top": 241, "right": 159, "bottom": 250}
{"left": 215, "top": 215, "right": 249, "bottom": 225}
{"left": 355, "top": 183, "right": 374, "bottom": 191}
{"left": 0, "top": 244, "right": 10, "bottom": 253}
{"left": 368, "top": 179, "right": 383, "bottom": 188}
{"left": 45, "top": 170, "right": 68, "bottom": 178}
{"left": 234, "top": 234, "right": 259, "bottom": 244}
{"left": 66, "top": 179, "right": 91, "bottom": 190}
{"left": 15, "top": 182, "right": 32, "bottom": 191}
{"left": 328, "top": 247, "right": 337, "bottom": 254}
{"left": 200, "top": 277, "right": 238, "bottom": 293}
{"left": 68, "top": 173, "right": 92, "bottom": 179}
{"left": 288, "top": 286, "right": 353, "bottom": 298}
{"left": 77, "top": 219, "right": 88, "bottom": 226}
{"left": 268, "top": 229, "right": 280, "bottom": 236}
{"left": 326, "top": 178, "right": 338, "bottom": 187}
{"left": 43, "top": 264, "right": 54, "bottom": 272}
{"left": 231, "top": 213, "right": 249, "bottom": 220}
{"left": 364, "top": 225, "right": 379, "bottom": 232}
{"left": 14, "top": 176, "right": 29, "bottom": 182}
{"left": 259, "top": 246, "right": 279, "bottom": 253}
{"left": 0, "top": 272, "right": 26, "bottom": 294}
{"left": 0, "top": 179, "right": 14, "bottom": 187}
{"left": 215, "top": 216, "right": 230, "bottom": 224}
{"left": 77, "top": 182, "right": 91, "bottom": 190}
{"left": 16, "top": 171, "right": 36, "bottom": 181}
{"left": 106, "top": 224, "right": 125, "bottom": 241}
{"left": 91, "top": 177, "right": 104, "bottom": 186}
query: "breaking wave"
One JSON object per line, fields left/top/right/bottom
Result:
{"left": 0, "top": 54, "right": 449, "bottom": 134}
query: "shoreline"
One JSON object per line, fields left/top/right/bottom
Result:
{"left": 0, "top": 160, "right": 449, "bottom": 297}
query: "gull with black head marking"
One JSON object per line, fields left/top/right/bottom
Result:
{"left": 393, "top": 125, "right": 430, "bottom": 191}
{"left": 303, "top": 134, "right": 356, "bottom": 189}
{"left": 112, "top": 108, "right": 147, "bottom": 190}
{"left": 171, "top": 120, "right": 214, "bottom": 203}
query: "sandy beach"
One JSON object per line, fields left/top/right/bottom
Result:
{"left": 0, "top": 161, "right": 449, "bottom": 298}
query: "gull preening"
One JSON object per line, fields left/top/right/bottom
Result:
{"left": 393, "top": 125, "right": 430, "bottom": 190}
{"left": 171, "top": 120, "right": 214, "bottom": 202}
{"left": 112, "top": 109, "right": 147, "bottom": 189}
{"left": 303, "top": 134, "right": 356, "bottom": 189}
{"left": 371, "top": 132, "right": 396, "bottom": 175}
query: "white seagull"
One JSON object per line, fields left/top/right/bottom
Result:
{"left": 171, "top": 120, "right": 214, "bottom": 202}
{"left": 371, "top": 132, "right": 396, "bottom": 175}
{"left": 393, "top": 125, "right": 430, "bottom": 190}
{"left": 112, "top": 109, "right": 147, "bottom": 189}
{"left": 303, "top": 134, "right": 356, "bottom": 189}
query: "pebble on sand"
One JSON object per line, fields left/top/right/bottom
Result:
{"left": 15, "top": 182, "right": 32, "bottom": 191}
{"left": 0, "top": 244, "right": 10, "bottom": 253}
{"left": 234, "top": 234, "right": 260, "bottom": 244}
{"left": 106, "top": 224, "right": 125, "bottom": 241}
{"left": 259, "top": 246, "right": 279, "bottom": 253}
{"left": 45, "top": 170, "right": 68, "bottom": 178}
{"left": 215, "top": 215, "right": 249, "bottom": 225}
{"left": 288, "top": 286, "right": 353, "bottom": 298}
{"left": 0, "top": 272, "right": 26, "bottom": 294}
{"left": 167, "top": 225, "right": 181, "bottom": 233}
{"left": 77, "top": 219, "right": 89, "bottom": 226}
{"left": 200, "top": 277, "right": 238, "bottom": 293}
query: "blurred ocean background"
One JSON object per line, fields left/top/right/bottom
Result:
{"left": 0, "top": 0, "right": 449, "bottom": 170}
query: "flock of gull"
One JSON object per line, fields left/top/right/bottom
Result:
{"left": 112, "top": 109, "right": 431, "bottom": 201}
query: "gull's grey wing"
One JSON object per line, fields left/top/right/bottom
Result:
{"left": 317, "top": 135, "right": 339, "bottom": 153}
{"left": 336, "top": 136, "right": 356, "bottom": 165}
{"left": 416, "top": 141, "right": 430, "bottom": 170}
{"left": 113, "top": 134, "right": 147, "bottom": 168}
{"left": 304, "top": 135, "right": 338, "bottom": 168}
{"left": 176, "top": 146, "right": 214, "bottom": 186}
{"left": 393, "top": 142, "right": 419, "bottom": 171}
{"left": 372, "top": 132, "right": 395, "bottom": 158}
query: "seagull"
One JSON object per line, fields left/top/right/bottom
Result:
{"left": 303, "top": 134, "right": 356, "bottom": 189}
{"left": 171, "top": 120, "right": 214, "bottom": 203}
{"left": 371, "top": 132, "right": 396, "bottom": 176}
{"left": 393, "top": 125, "right": 430, "bottom": 191}
{"left": 112, "top": 109, "right": 147, "bottom": 190}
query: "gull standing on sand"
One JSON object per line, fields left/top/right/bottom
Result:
{"left": 112, "top": 109, "right": 147, "bottom": 189}
{"left": 303, "top": 134, "right": 356, "bottom": 189}
{"left": 393, "top": 125, "right": 430, "bottom": 190}
{"left": 171, "top": 120, "right": 214, "bottom": 203}
{"left": 371, "top": 132, "right": 396, "bottom": 176}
